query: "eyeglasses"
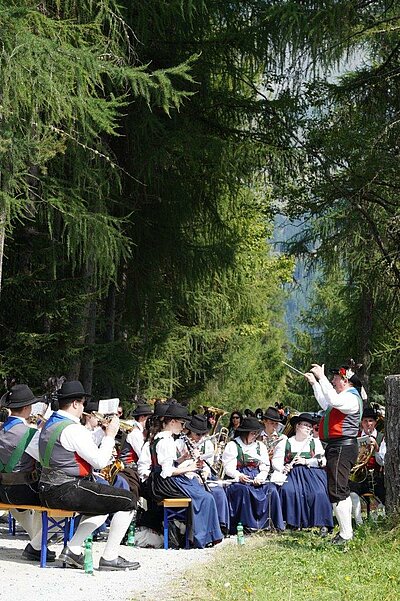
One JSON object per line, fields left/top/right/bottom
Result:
{"left": 232, "top": 415, "right": 240, "bottom": 420}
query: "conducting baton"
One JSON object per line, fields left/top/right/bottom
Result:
{"left": 281, "top": 361, "right": 306, "bottom": 376}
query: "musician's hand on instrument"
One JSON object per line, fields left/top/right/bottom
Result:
{"left": 105, "top": 416, "right": 120, "bottom": 437}
{"left": 184, "top": 460, "right": 198, "bottom": 473}
{"left": 304, "top": 372, "right": 317, "bottom": 385}
{"left": 293, "top": 456, "right": 307, "bottom": 466}
{"left": 283, "top": 464, "right": 291, "bottom": 474}
{"left": 239, "top": 473, "right": 252, "bottom": 483}
{"left": 310, "top": 363, "right": 325, "bottom": 380}
{"left": 253, "top": 475, "right": 264, "bottom": 486}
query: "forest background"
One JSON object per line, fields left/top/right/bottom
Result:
{"left": 0, "top": 0, "right": 399, "bottom": 413}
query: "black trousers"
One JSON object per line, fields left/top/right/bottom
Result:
{"left": 39, "top": 478, "right": 136, "bottom": 515}
{"left": 0, "top": 482, "right": 40, "bottom": 506}
{"left": 325, "top": 442, "right": 358, "bottom": 503}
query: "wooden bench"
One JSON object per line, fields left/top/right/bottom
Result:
{"left": 158, "top": 498, "right": 191, "bottom": 550}
{"left": 0, "top": 503, "right": 75, "bottom": 568}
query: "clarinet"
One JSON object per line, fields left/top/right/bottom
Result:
{"left": 180, "top": 433, "right": 212, "bottom": 493}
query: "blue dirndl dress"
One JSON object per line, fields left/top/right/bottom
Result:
{"left": 225, "top": 441, "right": 284, "bottom": 533}
{"left": 279, "top": 438, "right": 334, "bottom": 528}
{"left": 149, "top": 434, "right": 223, "bottom": 548}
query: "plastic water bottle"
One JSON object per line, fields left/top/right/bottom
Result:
{"left": 84, "top": 536, "right": 94, "bottom": 575}
{"left": 237, "top": 522, "right": 245, "bottom": 545}
{"left": 127, "top": 520, "right": 136, "bottom": 547}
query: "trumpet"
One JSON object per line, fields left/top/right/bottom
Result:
{"left": 28, "top": 413, "right": 47, "bottom": 427}
{"left": 90, "top": 411, "right": 135, "bottom": 433}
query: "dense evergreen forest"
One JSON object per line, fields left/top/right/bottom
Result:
{"left": 0, "top": 0, "right": 399, "bottom": 411}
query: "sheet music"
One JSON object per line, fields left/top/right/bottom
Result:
{"left": 98, "top": 398, "right": 120, "bottom": 415}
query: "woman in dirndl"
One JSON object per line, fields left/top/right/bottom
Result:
{"left": 148, "top": 403, "right": 222, "bottom": 548}
{"left": 271, "top": 413, "right": 333, "bottom": 531}
{"left": 222, "top": 417, "right": 284, "bottom": 533}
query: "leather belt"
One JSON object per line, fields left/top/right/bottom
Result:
{"left": 326, "top": 438, "right": 357, "bottom": 447}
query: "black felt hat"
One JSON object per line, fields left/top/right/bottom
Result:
{"left": 57, "top": 380, "right": 91, "bottom": 401}
{"left": 291, "top": 412, "right": 317, "bottom": 427}
{"left": 236, "top": 417, "right": 263, "bottom": 433}
{"left": 132, "top": 403, "right": 154, "bottom": 417}
{"left": 83, "top": 400, "right": 99, "bottom": 414}
{"left": 0, "top": 384, "right": 43, "bottom": 409}
{"left": 362, "top": 407, "right": 377, "bottom": 420}
{"left": 163, "top": 403, "right": 189, "bottom": 420}
{"left": 262, "top": 406, "right": 283, "bottom": 423}
{"left": 185, "top": 414, "right": 209, "bottom": 434}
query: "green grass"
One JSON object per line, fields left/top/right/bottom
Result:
{"left": 172, "top": 520, "right": 400, "bottom": 601}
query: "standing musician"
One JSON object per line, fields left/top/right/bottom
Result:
{"left": 37, "top": 380, "right": 139, "bottom": 571}
{"left": 259, "top": 406, "right": 286, "bottom": 461}
{"left": 148, "top": 402, "right": 223, "bottom": 548}
{"left": 222, "top": 416, "right": 284, "bottom": 533}
{"left": 350, "top": 407, "right": 385, "bottom": 525}
{"left": 272, "top": 413, "right": 333, "bottom": 533}
{"left": 0, "top": 384, "right": 54, "bottom": 562}
{"left": 305, "top": 363, "right": 363, "bottom": 545}
{"left": 177, "top": 414, "right": 230, "bottom": 533}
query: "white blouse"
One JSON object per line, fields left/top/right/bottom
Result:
{"left": 222, "top": 437, "right": 270, "bottom": 482}
{"left": 153, "top": 431, "right": 178, "bottom": 479}
{"left": 272, "top": 436, "right": 326, "bottom": 472}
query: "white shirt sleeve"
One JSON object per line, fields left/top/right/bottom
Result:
{"left": 156, "top": 436, "right": 177, "bottom": 479}
{"left": 308, "top": 438, "right": 326, "bottom": 468}
{"left": 271, "top": 438, "right": 286, "bottom": 472}
{"left": 375, "top": 439, "right": 386, "bottom": 467}
{"left": 126, "top": 427, "right": 144, "bottom": 458}
{"left": 200, "top": 439, "right": 215, "bottom": 462}
{"left": 222, "top": 441, "right": 240, "bottom": 481}
{"left": 59, "top": 423, "right": 115, "bottom": 470}
{"left": 138, "top": 442, "right": 151, "bottom": 481}
{"left": 316, "top": 376, "right": 360, "bottom": 414}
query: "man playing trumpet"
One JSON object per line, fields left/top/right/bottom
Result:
{"left": 37, "top": 380, "right": 139, "bottom": 571}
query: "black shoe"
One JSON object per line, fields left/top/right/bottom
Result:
{"left": 93, "top": 532, "right": 108, "bottom": 542}
{"left": 22, "top": 543, "right": 56, "bottom": 563}
{"left": 98, "top": 556, "right": 140, "bottom": 571}
{"left": 331, "top": 534, "right": 352, "bottom": 546}
{"left": 59, "top": 546, "right": 85, "bottom": 569}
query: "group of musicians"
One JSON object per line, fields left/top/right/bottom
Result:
{"left": 0, "top": 362, "right": 386, "bottom": 569}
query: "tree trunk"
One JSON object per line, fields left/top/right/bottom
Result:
{"left": 0, "top": 207, "right": 5, "bottom": 296}
{"left": 384, "top": 374, "right": 400, "bottom": 516}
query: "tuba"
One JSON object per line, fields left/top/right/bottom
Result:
{"left": 200, "top": 405, "right": 227, "bottom": 435}
{"left": 212, "top": 427, "right": 229, "bottom": 478}
{"left": 350, "top": 438, "right": 375, "bottom": 483}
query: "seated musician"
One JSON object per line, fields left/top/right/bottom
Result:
{"left": 148, "top": 402, "right": 223, "bottom": 548}
{"left": 350, "top": 407, "right": 385, "bottom": 526}
{"left": 37, "top": 380, "right": 139, "bottom": 571}
{"left": 222, "top": 416, "right": 284, "bottom": 533}
{"left": 0, "top": 384, "right": 56, "bottom": 562}
{"left": 272, "top": 413, "right": 333, "bottom": 533}
{"left": 177, "top": 414, "right": 230, "bottom": 533}
{"left": 259, "top": 406, "right": 287, "bottom": 461}
{"left": 117, "top": 402, "right": 153, "bottom": 498}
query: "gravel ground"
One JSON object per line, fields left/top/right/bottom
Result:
{"left": 0, "top": 517, "right": 229, "bottom": 601}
